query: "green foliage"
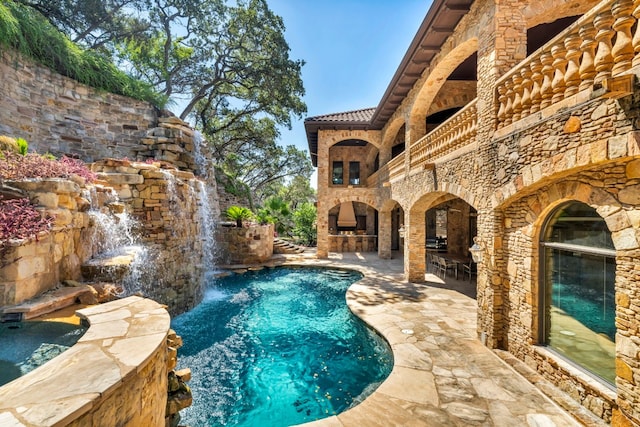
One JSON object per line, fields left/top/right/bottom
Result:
{"left": 15, "top": 137, "right": 28, "bottom": 155}
{"left": 257, "top": 197, "right": 291, "bottom": 236}
{"left": 0, "top": 0, "right": 165, "bottom": 106}
{"left": 293, "top": 202, "right": 317, "bottom": 246}
{"left": 226, "top": 205, "right": 254, "bottom": 228}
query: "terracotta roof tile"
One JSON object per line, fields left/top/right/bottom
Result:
{"left": 305, "top": 108, "right": 376, "bottom": 124}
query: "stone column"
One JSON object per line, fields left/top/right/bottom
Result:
{"left": 378, "top": 209, "right": 392, "bottom": 259}
{"left": 405, "top": 208, "right": 426, "bottom": 282}
{"left": 474, "top": 0, "right": 527, "bottom": 348}
{"left": 316, "top": 132, "right": 330, "bottom": 258}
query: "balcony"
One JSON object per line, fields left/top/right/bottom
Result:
{"left": 495, "top": 0, "right": 637, "bottom": 130}
{"left": 409, "top": 100, "right": 477, "bottom": 173}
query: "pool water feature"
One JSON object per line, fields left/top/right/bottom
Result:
{"left": 0, "top": 321, "right": 86, "bottom": 387}
{"left": 171, "top": 267, "right": 393, "bottom": 426}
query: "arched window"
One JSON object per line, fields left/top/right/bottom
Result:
{"left": 540, "top": 202, "right": 616, "bottom": 385}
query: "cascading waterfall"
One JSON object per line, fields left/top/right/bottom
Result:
{"left": 82, "top": 186, "right": 148, "bottom": 295}
{"left": 193, "top": 179, "right": 218, "bottom": 269}
{"left": 190, "top": 130, "right": 221, "bottom": 272}
{"left": 83, "top": 187, "right": 139, "bottom": 254}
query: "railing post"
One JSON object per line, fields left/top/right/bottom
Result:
{"left": 540, "top": 52, "right": 555, "bottom": 109}
{"left": 564, "top": 32, "right": 582, "bottom": 97}
{"left": 579, "top": 23, "right": 598, "bottom": 90}
{"left": 511, "top": 73, "right": 523, "bottom": 122}
{"left": 497, "top": 85, "right": 507, "bottom": 128}
{"left": 632, "top": 0, "right": 640, "bottom": 66}
{"left": 520, "top": 67, "right": 533, "bottom": 117}
{"left": 611, "top": 0, "right": 635, "bottom": 75}
{"left": 594, "top": 11, "right": 615, "bottom": 84}
{"left": 529, "top": 59, "right": 543, "bottom": 113}
{"left": 504, "top": 79, "right": 515, "bottom": 126}
{"left": 551, "top": 43, "right": 568, "bottom": 104}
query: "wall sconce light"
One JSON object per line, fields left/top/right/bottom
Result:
{"left": 398, "top": 225, "right": 406, "bottom": 239}
{"left": 469, "top": 236, "right": 483, "bottom": 263}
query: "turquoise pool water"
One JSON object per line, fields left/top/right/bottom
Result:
{"left": 171, "top": 267, "right": 393, "bottom": 426}
{"left": 0, "top": 321, "right": 86, "bottom": 387}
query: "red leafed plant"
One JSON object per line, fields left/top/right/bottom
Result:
{"left": 0, "top": 197, "right": 53, "bottom": 243}
{"left": 0, "top": 151, "right": 96, "bottom": 182}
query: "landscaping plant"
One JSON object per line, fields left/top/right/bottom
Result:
{"left": 226, "top": 206, "right": 254, "bottom": 228}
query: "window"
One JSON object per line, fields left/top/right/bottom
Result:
{"left": 540, "top": 202, "right": 616, "bottom": 384}
{"left": 349, "top": 161, "right": 360, "bottom": 185}
{"left": 332, "top": 161, "right": 343, "bottom": 185}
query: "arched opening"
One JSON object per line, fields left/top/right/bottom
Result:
{"left": 328, "top": 201, "right": 378, "bottom": 253}
{"left": 329, "top": 139, "right": 379, "bottom": 187}
{"left": 539, "top": 202, "right": 616, "bottom": 385}
{"left": 527, "top": 16, "right": 580, "bottom": 54}
{"left": 391, "top": 124, "right": 406, "bottom": 160}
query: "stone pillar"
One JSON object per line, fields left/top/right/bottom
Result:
{"left": 316, "top": 132, "right": 330, "bottom": 258}
{"left": 378, "top": 210, "right": 392, "bottom": 259}
{"left": 405, "top": 208, "right": 426, "bottom": 282}
{"left": 474, "top": 0, "right": 527, "bottom": 348}
{"left": 379, "top": 144, "right": 392, "bottom": 166}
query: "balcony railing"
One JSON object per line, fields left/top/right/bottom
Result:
{"left": 388, "top": 153, "right": 405, "bottom": 182}
{"left": 496, "top": 0, "right": 638, "bottom": 129}
{"left": 409, "top": 100, "right": 477, "bottom": 171}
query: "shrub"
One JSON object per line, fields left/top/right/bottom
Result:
{"left": 0, "top": 197, "right": 52, "bottom": 242}
{"left": 226, "top": 206, "right": 254, "bottom": 228}
{"left": 0, "top": 151, "right": 97, "bottom": 182}
{"left": 293, "top": 202, "right": 317, "bottom": 246}
{"left": 0, "top": 135, "right": 19, "bottom": 153}
{"left": 16, "top": 137, "right": 28, "bottom": 155}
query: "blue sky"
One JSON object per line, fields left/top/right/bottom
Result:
{"left": 266, "top": 0, "right": 430, "bottom": 184}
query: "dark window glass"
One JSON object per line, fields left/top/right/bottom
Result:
{"left": 349, "top": 162, "right": 360, "bottom": 185}
{"left": 332, "top": 161, "right": 343, "bottom": 185}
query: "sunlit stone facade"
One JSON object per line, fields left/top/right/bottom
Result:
{"left": 306, "top": 0, "right": 640, "bottom": 424}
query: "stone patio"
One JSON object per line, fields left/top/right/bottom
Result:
{"left": 259, "top": 251, "right": 608, "bottom": 427}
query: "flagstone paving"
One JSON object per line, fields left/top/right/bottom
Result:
{"left": 261, "top": 252, "right": 607, "bottom": 427}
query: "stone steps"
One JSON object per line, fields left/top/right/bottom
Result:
{"left": 273, "top": 238, "right": 307, "bottom": 255}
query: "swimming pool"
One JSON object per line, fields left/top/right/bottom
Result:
{"left": 171, "top": 267, "right": 393, "bottom": 426}
{"left": 0, "top": 320, "right": 87, "bottom": 387}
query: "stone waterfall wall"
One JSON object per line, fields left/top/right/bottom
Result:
{"left": 92, "top": 158, "right": 217, "bottom": 315}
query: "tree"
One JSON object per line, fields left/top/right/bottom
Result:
{"left": 16, "top": 0, "right": 151, "bottom": 51}
{"left": 18, "top": 0, "right": 311, "bottom": 199}
{"left": 292, "top": 202, "right": 316, "bottom": 246}
{"left": 277, "top": 175, "right": 316, "bottom": 210}
{"left": 256, "top": 197, "right": 291, "bottom": 236}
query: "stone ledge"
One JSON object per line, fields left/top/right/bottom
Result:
{"left": 0, "top": 296, "right": 170, "bottom": 426}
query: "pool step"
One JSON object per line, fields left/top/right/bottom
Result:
{"left": 273, "top": 238, "right": 307, "bottom": 255}
{"left": 81, "top": 245, "right": 143, "bottom": 282}
{"left": 1, "top": 286, "right": 95, "bottom": 320}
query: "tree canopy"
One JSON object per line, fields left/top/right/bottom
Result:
{"left": 18, "top": 0, "right": 313, "bottom": 207}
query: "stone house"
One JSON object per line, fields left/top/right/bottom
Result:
{"left": 305, "top": 0, "right": 640, "bottom": 425}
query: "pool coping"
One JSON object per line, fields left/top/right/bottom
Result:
{"left": 0, "top": 296, "right": 170, "bottom": 426}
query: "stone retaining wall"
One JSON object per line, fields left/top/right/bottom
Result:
{"left": 0, "top": 52, "right": 157, "bottom": 162}
{"left": 0, "top": 178, "right": 106, "bottom": 306}
{"left": 216, "top": 224, "right": 274, "bottom": 264}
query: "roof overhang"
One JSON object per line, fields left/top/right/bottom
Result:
{"left": 305, "top": 0, "right": 474, "bottom": 166}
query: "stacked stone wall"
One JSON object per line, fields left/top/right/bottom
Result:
{"left": 0, "top": 178, "right": 107, "bottom": 305}
{"left": 92, "top": 159, "right": 215, "bottom": 315}
{"left": 0, "top": 52, "right": 157, "bottom": 162}
{"left": 215, "top": 224, "right": 274, "bottom": 265}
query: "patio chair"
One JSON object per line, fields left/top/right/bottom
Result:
{"left": 462, "top": 261, "right": 476, "bottom": 282}
{"left": 436, "top": 256, "right": 456, "bottom": 278}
